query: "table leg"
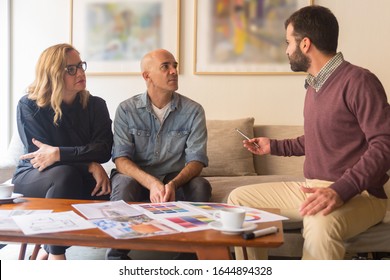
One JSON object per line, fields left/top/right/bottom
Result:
{"left": 18, "top": 243, "right": 27, "bottom": 260}
{"left": 194, "top": 246, "right": 232, "bottom": 260}
{"left": 242, "top": 247, "right": 248, "bottom": 260}
{"left": 30, "top": 244, "right": 41, "bottom": 260}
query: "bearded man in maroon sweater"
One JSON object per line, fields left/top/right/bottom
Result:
{"left": 228, "top": 5, "right": 390, "bottom": 260}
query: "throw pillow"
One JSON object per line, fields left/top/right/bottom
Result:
{"left": 201, "top": 117, "right": 256, "bottom": 176}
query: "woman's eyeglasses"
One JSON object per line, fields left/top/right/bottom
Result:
{"left": 64, "top": 61, "right": 87, "bottom": 76}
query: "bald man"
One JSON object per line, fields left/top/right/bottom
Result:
{"left": 107, "top": 49, "right": 211, "bottom": 260}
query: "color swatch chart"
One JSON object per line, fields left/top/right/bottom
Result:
{"left": 138, "top": 203, "right": 190, "bottom": 215}
{"left": 166, "top": 215, "right": 213, "bottom": 229}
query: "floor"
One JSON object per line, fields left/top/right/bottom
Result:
{"left": 0, "top": 242, "right": 179, "bottom": 260}
{"left": 2, "top": 243, "right": 385, "bottom": 260}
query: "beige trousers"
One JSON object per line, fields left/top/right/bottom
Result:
{"left": 227, "top": 179, "right": 387, "bottom": 260}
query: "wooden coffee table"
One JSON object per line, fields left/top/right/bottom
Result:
{"left": 0, "top": 197, "right": 284, "bottom": 260}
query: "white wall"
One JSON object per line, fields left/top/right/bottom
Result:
{"left": 7, "top": 0, "right": 390, "bottom": 145}
{"left": 0, "top": 0, "right": 11, "bottom": 150}
{"left": 11, "top": 0, "right": 71, "bottom": 109}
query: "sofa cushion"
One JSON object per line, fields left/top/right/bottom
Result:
{"left": 0, "top": 131, "right": 24, "bottom": 183}
{"left": 206, "top": 174, "right": 305, "bottom": 203}
{"left": 201, "top": 118, "right": 256, "bottom": 177}
{"left": 344, "top": 211, "right": 390, "bottom": 253}
{"left": 4, "top": 131, "right": 24, "bottom": 166}
{"left": 253, "top": 125, "right": 305, "bottom": 176}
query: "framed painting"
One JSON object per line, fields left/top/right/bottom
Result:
{"left": 71, "top": 0, "right": 180, "bottom": 75}
{"left": 194, "top": 0, "right": 313, "bottom": 75}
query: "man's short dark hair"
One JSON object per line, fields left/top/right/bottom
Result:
{"left": 285, "top": 5, "right": 339, "bottom": 55}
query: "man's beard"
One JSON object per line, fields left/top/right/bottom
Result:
{"left": 288, "top": 46, "right": 310, "bottom": 72}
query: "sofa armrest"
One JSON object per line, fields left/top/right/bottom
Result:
{"left": 0, "top": 163, "right": 15, "bottom": 184}
{"left": 0, "top": 130, "right": 23, "bottom": 183}
{"left": 0, "top": 162, "right": 114, "bottom": 184}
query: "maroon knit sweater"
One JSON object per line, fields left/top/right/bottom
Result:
{"left": 271, "top": 61, "right": 390, "bottom": 202}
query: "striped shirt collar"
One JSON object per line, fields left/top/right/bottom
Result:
{"left": 305, "top": 52, "right": 344, "bottom": 91}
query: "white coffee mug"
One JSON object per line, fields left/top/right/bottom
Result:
{"left": 0, "top": 183, "right": 14, "bottom": 198}
{"left": 213, "top": 208, "right": 246, "bottom": 230}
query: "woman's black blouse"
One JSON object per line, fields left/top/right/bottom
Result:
{"left": 14, "top": 93, "right": 113, "bottom": 177}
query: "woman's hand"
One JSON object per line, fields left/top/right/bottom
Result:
{"left": 88, "top": 162, "right": 111, "bottom": 196}
{"left": 20, "top": 138, "right": 59, "bottom": 171}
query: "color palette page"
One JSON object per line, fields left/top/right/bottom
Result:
{"left": 132, "top": 202, "right": 214, "bottom": 232}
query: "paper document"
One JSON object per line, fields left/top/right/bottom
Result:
{"left": 68, "top": 201, "right": 288, "bottom": 237}
{"left": 0, "top": 210, "right": 53, "bottom": 231}
{"left": 183, "top": 202, "right": 289, "bottom": 223}
{"left": 12, "top": 211, "right": 96, "bottom": 235}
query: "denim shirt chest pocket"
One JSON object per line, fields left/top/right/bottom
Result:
{"left": 167, "top": 130, "right": 190, "bottom": 154}
{"left": 131, "top": 128, "right": 151, "bottom": 155}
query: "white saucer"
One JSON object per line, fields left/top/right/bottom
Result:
{"left": 0, "top": 193, "right": 23, "bottom": 202}
{"left": 209, "top": 221, "right": 257, "bottom": 235}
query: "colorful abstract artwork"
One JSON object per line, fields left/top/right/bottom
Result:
{"left": 195, "top": 0, "right": 312, "bottom": 74}
{"left": 72, "top": 0, "right": 179, "bottom": 74}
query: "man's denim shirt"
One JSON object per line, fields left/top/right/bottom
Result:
{"left": 112, "top": 92, "right": 208, "bottom": 180}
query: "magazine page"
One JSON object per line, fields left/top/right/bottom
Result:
{"left": 72, "top": 200, "right": 141, "bottom": 219}
{"left": 90, "top": 214, "right": 178, "bottom": 239}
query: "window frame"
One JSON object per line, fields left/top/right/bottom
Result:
{"left": 0, "top": 0, "right": 11, "bottom": 153}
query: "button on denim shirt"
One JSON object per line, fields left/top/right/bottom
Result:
{"left": 112, "top": 92, "right": 208, "bottom": 180}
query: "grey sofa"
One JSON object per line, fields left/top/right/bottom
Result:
{"left": 1, "top": 118, "right": 389, "bottom": 259}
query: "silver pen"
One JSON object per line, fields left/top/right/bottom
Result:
{"left": 235, "top": 128, "right": 260, "bottom": 148}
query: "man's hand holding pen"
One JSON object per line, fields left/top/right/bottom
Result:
{"left": 243, "top": 137, "right": 271, "bottom": 155}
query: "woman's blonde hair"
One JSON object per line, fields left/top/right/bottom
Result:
{"left": 27, "top": 43, "right": 89, "bottom": 125}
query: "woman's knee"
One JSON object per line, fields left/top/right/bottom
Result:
{"left": 54, "top": 166, "right": 83, "bottom": 185}
{"left": 46, "top": 166, "right": 84, "bottom": 198}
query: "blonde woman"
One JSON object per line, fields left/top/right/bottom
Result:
{"left": 12, "top": 43, "right": 113, "bottom": 260}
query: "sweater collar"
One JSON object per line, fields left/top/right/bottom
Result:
{"left": 305, "top": 52, "right": 344, "bottom": 92}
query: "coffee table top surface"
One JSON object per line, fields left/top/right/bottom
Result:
{"left": 0, "top": 197, "right": 284, "bottom": 251}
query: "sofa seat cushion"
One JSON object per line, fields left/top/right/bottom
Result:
{"left": 206, "top": 175, "right": 305, "bottom": 203}
{"left": 272, "top": 211, "right": 390, "bottom": 258}
{"left": 344, "top": 211, "right": 390, "bottom": 253}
